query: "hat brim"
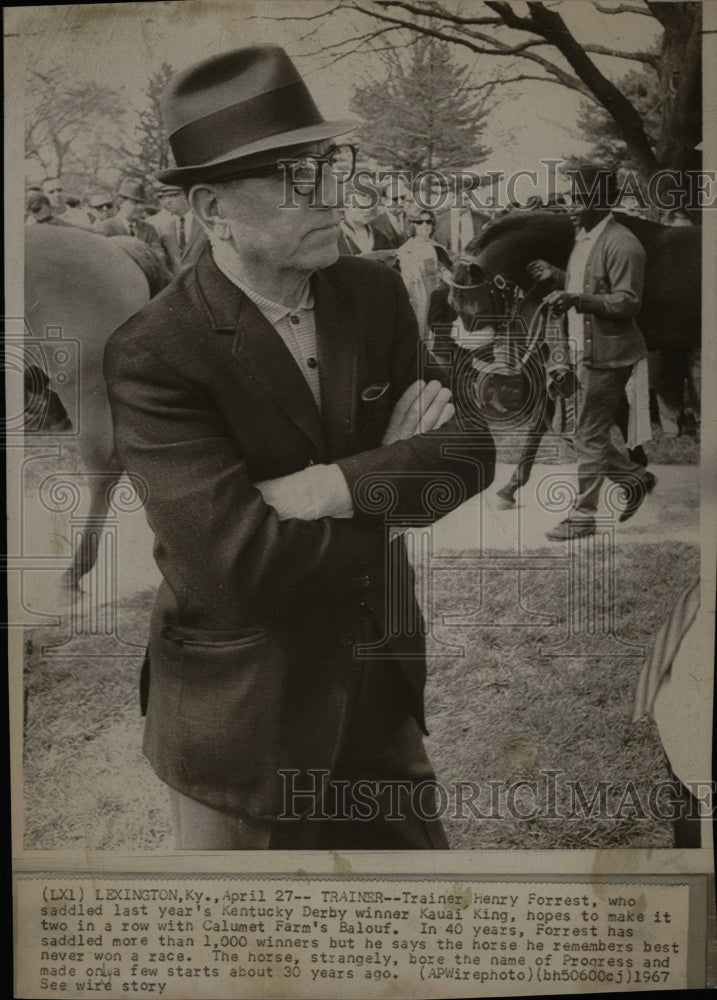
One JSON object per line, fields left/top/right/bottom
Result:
{"left": 156, "top": 119, "right": 356, "bottom": 185}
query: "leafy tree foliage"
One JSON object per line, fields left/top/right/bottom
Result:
{"left": 24, "top": 66, "right": 126, "bottom": 182}
{"left": 349, "top": 35, "right": 492, "bottom": 172}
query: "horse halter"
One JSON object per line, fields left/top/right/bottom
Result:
{"left": 448, "top": 252, "right": 524, "bottom": 320}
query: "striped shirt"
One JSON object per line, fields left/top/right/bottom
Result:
{"left": 212, "top": 242, "right": 322, "bottom": 410}
{"left": 211, "top": 241, "right": 353, "bottom": 518}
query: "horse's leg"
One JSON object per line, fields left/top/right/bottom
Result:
{"left": 496, "top": 395, "right": 553, "bottom": 508}
{"left": 60, "top": 467, "right": 123, "bottom": 598}
{"left": 615, "top": 392, "right": 648, "bottom": 468}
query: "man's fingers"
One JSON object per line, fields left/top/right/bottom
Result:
{"left": 383, "top": 379, "right": 424, "bottom": 437}
{"left": 382, "top": 380, "right": 453, "bottom": 443}
{"left": 433, "top": 401, "right": 455, "bottom": 430}
{"left": 419, "top": 384, "right": 453, "bottom": 431}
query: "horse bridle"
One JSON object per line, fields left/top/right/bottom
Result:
{"left": 449, "top": 252, "right": 539, "bottom": 323}
{"left": 449, "top": 252, "right": 555, "bottom": 365}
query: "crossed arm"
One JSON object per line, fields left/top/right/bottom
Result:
{"left": 255, "top": 379, "right": 454, "bottom": 520}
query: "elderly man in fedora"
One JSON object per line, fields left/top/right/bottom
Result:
{"left": 96, "top": 177, "right": 163, "bottom": 255}
{"left": 104, "top": 45, "right": 495, "bottom": 850}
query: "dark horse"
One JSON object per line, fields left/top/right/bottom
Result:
{"left": 24, "top": 225, "right": 170, "bottom": 596}
{"left": 430, "top": 210, "right": 701, "bottom": 506}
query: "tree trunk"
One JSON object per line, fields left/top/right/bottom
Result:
{"left": 652, "top": 2, "right": 701, "bottom": 173}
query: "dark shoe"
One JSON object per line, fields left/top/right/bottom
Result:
{"left": 618, "top": 472, "right": 656, "bottom": 523}
{"left": 546, "top": 518, "right": 596, "bottom": 540}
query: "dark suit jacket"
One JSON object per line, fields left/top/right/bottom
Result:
{"left": 337, "top": 223, "right": 392, "bottom": 255}
{"left": 104, "top": 249, "right": 495, "bottom": 823}
{"left": 96, "top": 216, "right": 163, "bottom": 257}
{"left": 372, "top": 211, "right": 409, "bottom": 249}
{"left": 160, "top": 214, "right": 208, "bottom": 275}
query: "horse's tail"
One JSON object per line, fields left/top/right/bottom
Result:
{"left": 24, "top": 364, "right": 72, "bottom": 432}
{"left": 110, "top": 235, "right": 172, "bottom": 298}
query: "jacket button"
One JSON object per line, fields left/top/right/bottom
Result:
{"left": 339, "top": 632, "right": 353, "bottom": 647}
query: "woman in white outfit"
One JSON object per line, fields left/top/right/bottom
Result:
{"left": 396, "top": 210, "right": 452, "bottom": 336}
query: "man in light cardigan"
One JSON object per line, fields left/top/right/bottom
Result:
{"left": 528, "top": 165, "right": 655, "bottom": 540}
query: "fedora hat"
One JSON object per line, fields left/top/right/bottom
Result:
{"left": 156, "top": 45, "right": 355, "bottom": 185}
{"left": 117, "top": 177, "right": 147, "bottom": 203}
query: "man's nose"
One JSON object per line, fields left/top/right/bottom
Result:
{"left": 315, "top": 162, "right": 340, "bottom": 211}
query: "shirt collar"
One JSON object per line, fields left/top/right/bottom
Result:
{"left": 211, "top": 240, "right": 314, "bottom": 321}
{"left": 575, "top": 212, "right": 612, "bottom": 243}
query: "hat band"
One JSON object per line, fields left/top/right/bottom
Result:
{"left": 170, "top": 82, "right": 325, "bottom": 168}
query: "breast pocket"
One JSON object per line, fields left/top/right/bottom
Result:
{"left": 357, "top": 380, "right": 392, "bottom": 447}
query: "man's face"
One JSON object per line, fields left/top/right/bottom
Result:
{"left": 42, "top": 180, "right": 65, "bottom": 209}
{"left": 213, "top": 143, "right": 342, "bottom": 276}
{"left": 566, "top": 192, "right": 607, "bottom": 232}
{"left": 163, "top": 190, "right": 190, "bottom": 217}
{"left": 119, "top": 197, "right": 144, "bottom": 222}
{"left": 382, "top": 181, "right": 409, "bottom": 218}
{"left": 90, "top": 197, "right": 115, "bottom": 220}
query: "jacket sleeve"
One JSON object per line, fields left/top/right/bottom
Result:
{"left": 104, "top": 335, "right": 384, "bottom": 620}
{"left": 575, "top": 232, "right": 645, "bottom": 320}
{"left": 336, "top": 270, "right": 495, "bottom": 524}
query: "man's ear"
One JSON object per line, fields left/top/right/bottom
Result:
{"left": 189, "top": 184, "right": 231, "bottom": 241}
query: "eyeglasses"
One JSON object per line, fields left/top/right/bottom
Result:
{"left": 214, "top": 144, "right": 358, "bottom": 195}
{"left": 415, "top": 219, "right": 433, "bottom": 227}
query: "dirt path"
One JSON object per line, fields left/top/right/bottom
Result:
{"left": 433, "top": 461, "right": 699, "bottom": 552}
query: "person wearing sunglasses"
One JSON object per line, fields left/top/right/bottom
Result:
{"left": 88, "top": 193, "right": 117, "bottom": 224}
{"left": 104, "top": 46, "right": 495, "bottom": 851}
{"left": 396, "top": 210, "right": 453, "bottom": 337}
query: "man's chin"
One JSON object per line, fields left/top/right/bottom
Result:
{"left": 309, "top": 241, "right": 340, "bottom": 270}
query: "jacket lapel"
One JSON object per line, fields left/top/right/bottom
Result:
{"left": 313, "top": 266, "right": 360, "bottom": 459}
{"left": 194, "top": 251, "right": 327, "bottom": 459}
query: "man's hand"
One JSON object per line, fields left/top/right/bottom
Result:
{"left": 527, "top": 259, "right": 558, "bottom": 283}
{"left": 543, "top": 290, "right": 579, "bottom": 316}
{"left": 382, "top": 379, "right": 454, "bottom": 445}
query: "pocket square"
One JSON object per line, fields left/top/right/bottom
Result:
{"left": 360, "top": 380, "right": 390, "bottom": 403}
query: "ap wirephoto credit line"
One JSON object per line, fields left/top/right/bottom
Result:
{"left": 6, "top": 1, "right": 715, "bottom": 996}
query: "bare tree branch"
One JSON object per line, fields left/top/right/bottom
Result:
{"left": 582, "top": 43, "right": 659, "bottom": 66}
{"left": 486, "top": 0, "right": 661, "bottom": 173}
{"left": 594, "top": 2, "right": 652, "bottom": 15}
{"left": 349, "top": 0, "right": 591, "bottom": 95}
{"left": 248, "top": 5, "right": 343, "bottom": 23}
{"left": 375, "top": 0, "right": 502, "bottom": 27}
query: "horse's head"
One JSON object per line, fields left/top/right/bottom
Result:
{"left": 447, "top": 254, "right": 512, "bottom": 330}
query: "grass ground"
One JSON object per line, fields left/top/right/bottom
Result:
{"left": 23, "top": 538, "right": 698, "bottom": 851}
{"left": 425, "top": 541, "right": 699, "bottom": 850}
